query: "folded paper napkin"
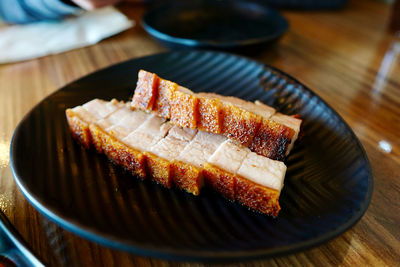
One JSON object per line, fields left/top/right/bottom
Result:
{"left": 0, "top": 7, "right": 134, "bottom": 64}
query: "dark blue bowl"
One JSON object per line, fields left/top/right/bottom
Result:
{"left": 142, "top": 1, "right": 289, "bottom": 50}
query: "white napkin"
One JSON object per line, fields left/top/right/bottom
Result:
{"left": 0, "top": 6, "right": 134, "bottom": 64}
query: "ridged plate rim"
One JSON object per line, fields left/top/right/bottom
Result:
{"left": 10, "top": 51, "right": 373, "bottom": 262}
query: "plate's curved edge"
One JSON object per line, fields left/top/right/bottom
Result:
{"left": 263, "top": 63, "right": 374, "bottom": 203}
{"left": 141, "top": 4, "right": 289, "bottom": 49}
{"left": 261, "top": 63, "right": 374, "bottom": 227}
{"left": 7, "top": 163, "right": 374, "bottom": 263}
{"left": 9, "top": 50, "right": 373, "bottom": 262}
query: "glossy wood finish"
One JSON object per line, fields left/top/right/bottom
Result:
{"left": 0, "top": 0, "right": 399, "bottom": 266}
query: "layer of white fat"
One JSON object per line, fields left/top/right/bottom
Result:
{"left": 150, "top": 125, "right": 197, "bottom": 159}
{"left": 116, "top": 109, "right": 151, "bottom": 132}
{"left": 150, "top": 136, "right": 187, "bottom": 159}
{"left": 88, "top": 101, "right": 151, "bottom": 133}
{"left": 82, "top": 99, "right": 123, "bottom": 119}
{"left": 167, "top": 126, "right": 198, "bottom": 141}
{"left": 105, "top": 104, "right": 133, "bottom": 125}
{"left": 74, "top": 99, "right": 289, "bottom": 191}
{"left": 220, "top": 95, "right": 276, "bottom": 119}
{"left": 70, "top": 106, "right": 99, "bottom": 124}
{"left": 270, "top": 112, "right": 302, "bottom": 155}
{"left": 177, "top": 131, "right": 226, "bottom": 168}
{"left": 106, "top": 109, "right": 153, "bottom": 139}
{"left": 254, "top": 100, "right": 276, "bottom": 118}
{"left": 195, "top": 93, "right": 276, "bottom": 119}
{"left": 107, "top": 125, "right": 131, "bottom": 140}
{"left": 207, "top": 140, "right": 250, "bottom": 174}
{"left": 122, "top": 114, "right": 172, "bottom": 152}
{"left": 96, "top": 119, "right": 113, "bottom": 130}
{"left": 101, "top": 107, "right": 152, "bottom": 135}
{"left": 237, "top": 152, "right": 287, "bottom": 191}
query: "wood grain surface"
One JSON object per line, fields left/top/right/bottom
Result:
{"left": 0, "top": 0, "right": 399, "bottom": 266}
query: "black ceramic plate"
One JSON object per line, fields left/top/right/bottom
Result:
{"left": 10, "top": 51, "right": 372, "bottom": 262}
{"left": 142, "top": 1, "right": 289, "bottom": 49}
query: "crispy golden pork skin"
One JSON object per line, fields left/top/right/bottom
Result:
{"left": 131, "top": 70, "right": 300, "bottom": 161}
{"left": 65, "top": 109, "right": 93, "bottom": 149}
{"left": 90, "top": 124, "right": 147, "bottom": 179}
{"left": 66, "top": 99, "right": 286, "bottom": 217}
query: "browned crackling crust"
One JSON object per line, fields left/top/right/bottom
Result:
{"left": 197, "top": 96, "right": 222, "bottom": 134}
{"left": 131, "top": 70, "right": 295, "bottom": 161}
{"left": 172, "top": 161, "right": 203, "bottom": 196}
{"left": 203, "top": 163, "right": 236, "bottom": 201}
{"left": 144, "top": 152, "right": 174, "bottom": 188}
{"left": 220, "top": 102, "right": 262, "bottom": 146}
{"left": 170, "top": 90, "right": 198, "bottom": 129}
{"left": 66, "top": 110, "right": 281, "bottom": 216}
{"left": 153, "top": 79, "right": 177, "bottom": 119}
{"left": 249, "top": 119, "right": 295, "bottom": 161}
{"left": 65, "top": 109, "right": 92, "bottom": 149}
{"left": 235, "top": 175, "right": 280, "bottom": 216}
{"left": 66, "top": 109, "right": 203, "bottom": 194}
{"left": 204, "top": 163, "right": 280, "bottom": 217}
{"left": 90, "top": 124, "right": 147, "bottom": 179}
{"left": 131, "top": 70, "right": 159, "bottom": 110}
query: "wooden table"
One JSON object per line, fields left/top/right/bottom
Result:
{"left": 1, "top": 0, "right": 399, "bottom": 265}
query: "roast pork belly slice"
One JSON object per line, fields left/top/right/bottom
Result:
{"left": 169, "top": 86, "right": 198, "bottom": 129}
{"left": 148, "top": 125, "right": 198, "bottom": 190}
{"left": 68, "top": 99, "right": 126, "bottom": 144}
{"left": 131, "top": 70, "right": 159, "bottom": 110}
{"left": 92, "top": 106, "right": 153, "bottom": 152}
{"left": 153, "top": 79, "right": 178, "bottom": 118}
{"left": 150, "top": 126, "right": 196, "bottom": 160}
{"left": 237, "top": 152, "right": 286, "bottom": 191}
{"left": 146, "top": 135, "right": 185, "bottom": 188}
{"left": 69, "top": 106, "right": 99, "bottom": 124}
{"left": 175, "top": 131, "right": 227, "bottom": 197}
{"left": 66, "top": 100, "right": 126, "bottom": 150}
{"left": 248, "top": 118, "right": 295, "bottom": 161}
{"left": 89, "top": 123, "right": 147, "bottom": 178}
{"left": 197, "top": 93, "right": 273, "bottom": 146}
{"left": 67, "top": 99, "right": 285, "bottom": 214}
{"left": 205, "top": 139, "right": 250, "bottom": 200}
{"left": 88, "top": 108, "right": 153, "bottom": 180}
{"left": 204, "top": 140, "right": 286, "bottom": 215}
{"left": 130, "top": 70, "right": 302, "bottom": 160}
{"left": 66, "top": 106, "right": 99, "bottom": 149}
{"left": 196, "top": 93, "right": 222, "bottom": 134}
{"left": 220, "top": 101, "right": 261, "bottom": 146}
{"left": 122, "top": 114, "right": 172, "bottom": 152}
{"left": 208, "top": 140, "right": 250, "bottom": 174}
{"left": 270, "top": 113, "right": 302, "bottom": 155}
{"left": 255, "top": 100, "right": 301, "bottom": 155}
{"left": 234, "top": 176, "right": 281, "bottom": 216}
{"left": 93, "top": 109, "right": 154, "bottom": 152}
{"left": 171, "top": 131, "right": 225, "bottom": 196}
